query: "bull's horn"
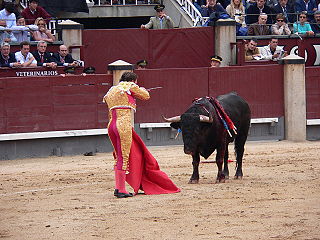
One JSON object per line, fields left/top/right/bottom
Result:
{"left": 199, "top": 115, "right": 213, "bottom": 123}
{"left": 162, "top": 115, "right": 181, "bottom": 122}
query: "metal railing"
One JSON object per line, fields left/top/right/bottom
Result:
{"left": 176, "top": 0, "right": 208, "bottom": 26}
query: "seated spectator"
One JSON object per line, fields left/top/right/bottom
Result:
{"left": 0, "top": 2, "right": 16, "bottom": 28}
{"left": 14, "top": 41, "right": 37, "bottom": 67}
{"left": 0, "top": 42, "right": 21, "bottom": 67}
{"left": 31, "top": 17, "right": 55, "bottom": 43}
{"left": 31, "top": 40, "right": 57, "bottom": 68}
{"left": 199, "top": 0, "right": 229, "bottom": 20}
{"left": 140, "top": 5, "right": 174, "bottom": 29}
{"left": 210, "top": 55, "right": 222, "bottom": 67}
{"left": 295, "top": 0, "right": 317, "bottom": 21}
{"left": 0, "top": 0, "right": 20, "bottom": 17}
{"left": 248, "top": 13, "right": 271, "bottom": 35}
{"left": 21, "top": 0, "right": 51, "bottom": 25}
{"left": 11, "top": 16, "right": 38, "bottom": 43}
{"left": 136, "top": 59, "right": 148, "bottom": 69}
{"left": 52, "top": 45, "right": 80, "bottom": 67}
{"left": 272, "top": 0, "right": 296, "bottom": 23}
{"left": 311, "top": 10, "right": 320, "bottom": 33}
{"left": 0, "top": 19, "right": 17, "bottom": 44}
{"left": 271, "top": 13, "right": 292, "bottom": 34}
{"left": 293, "top": 11, "right": 315, "bottom": 36}
{"left": 226, "top": 0, "right": 247, "bottom": 35}
{"left": 245, "top": 38, "right": 262, "bottom": 60}
{"left": 246, "top": 0, "right": 273, "bottom": 25}
{"left": 260, "top": 38, "right": 288, "bottom": 60}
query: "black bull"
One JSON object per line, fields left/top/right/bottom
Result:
{"left": 163, "top": 92, "right": 251, "bottom": 183}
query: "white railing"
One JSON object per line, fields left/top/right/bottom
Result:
{"left": 176, "top": 0, "right": 208, "bottom": 26}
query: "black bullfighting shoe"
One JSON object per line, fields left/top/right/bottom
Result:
{"left": 115, "top": 191, "right": 133, "bottom": 198}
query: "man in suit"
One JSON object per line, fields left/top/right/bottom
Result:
{"left": 311, "top": 11, "right": 320, "bottom": 34}
{"left": 246, "top": 0, "right": 273, "bottom": 24}
{"left": 52, "top": 44, "right": 79, "bottom": 67}
{"left": 248, "top": 13, "right": 271, "bottom": 35}
{"left": 32, "top": 40, "right": 57, "bottom": 68}
{"left": 273, "top": 0, "right": 296, "bottom": 23}
{"left": 0, "top": 42, "right": 21, "bottom": 67}
{"left": 141, "top": 4, "right": 174, "bottom": 29}
{"left": 295, "top": 0, "right": 317, "bottom": 21}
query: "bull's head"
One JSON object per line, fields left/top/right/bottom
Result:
{"left": 162, "top": 113, "right": 213, "bottom": 155}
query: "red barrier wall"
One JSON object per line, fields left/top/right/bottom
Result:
{"left": 0, "top": 74, "right": 112, "bottom": 134}
{"left": 208, "top": 65, "right": 284, "bottom": 118}
{"left": 0, "top": 65, "right": 318, "bottom": 135}
{"left": 306, "top": 67, "right": 320, "bottom": 119}
{"left": 82, "top": 27, "right": 215, "bottom": 73}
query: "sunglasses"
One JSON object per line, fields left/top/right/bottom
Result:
{"left": 299, "top": 16, "right": 306, "bottom": 18}
{"left": 277, "top": 19, "right": 284, "bottom": 22}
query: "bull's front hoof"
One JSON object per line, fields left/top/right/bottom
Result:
{"left": 216, "top": 178, "right": 226, "bottom": 183}
{"left": 234, "top": 175, "right": 243, "bottom": 179}
{"left": 188, "top": 179, "right": 199, "bottom": 184}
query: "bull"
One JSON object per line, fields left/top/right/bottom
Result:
{"left": 163, "top": 92, "right": 251, "bottom": 183}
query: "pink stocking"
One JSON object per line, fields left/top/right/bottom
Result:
{"left": 115, "top": 169, "right": 128, "bottom": 194}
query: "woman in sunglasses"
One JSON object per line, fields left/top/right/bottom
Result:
{"left": 271, "top": 13, "right": 291, "bottom": 35}
{"left": 293, "top": 11, "right": 315, "bottom": 36}
{"left": 32, "top": 17, "right": 55, "bottom": 43}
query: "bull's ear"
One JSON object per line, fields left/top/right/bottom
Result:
{"left": 170, "top": 122, "right": 181, "bottom": 129}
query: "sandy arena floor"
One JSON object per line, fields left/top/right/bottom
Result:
{"left": 0, "top": 140, "right": 320, "bottom": 240}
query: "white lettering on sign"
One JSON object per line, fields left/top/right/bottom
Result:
{"left": 15, "top": 71, "right": 59, "bottom": 77}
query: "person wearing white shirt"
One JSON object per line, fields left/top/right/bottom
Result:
{"left": 260, "top": 38, "right": 288, "bottom": 61}
{"left": 0, "top": 20, "right": 17, "bottom": 44}
{"left": 15, "top": 41, "right": 37, "bottom": 67}
{"left": 0, "top": 3, "right": 16, "bottom": 29}
{"left": 12, "top": 17, "right": 38, "bottom": 43}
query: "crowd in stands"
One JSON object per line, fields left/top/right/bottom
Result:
{"left": 0, "top": 40, "right": 80, "bottom": 68}
{"left": 194, "top": 0, "right": 320, "bottom": 36}
{"left": 0, "top": 0, "right": 53, "bottom": 45}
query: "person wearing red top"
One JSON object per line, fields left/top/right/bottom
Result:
{"left": 21, "top": 0, "right": 51, "bottom": 25}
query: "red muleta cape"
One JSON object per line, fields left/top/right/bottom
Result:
{"left": 126, "top": 131, "right": 180, "bottom": 195}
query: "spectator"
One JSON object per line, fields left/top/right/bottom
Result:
{"left": 15, "top": 41, "right": 37, "bottom": 67}
{"left": 52, "top": 44, "right": 79, "bottom": 67}
{"left": 0, "top": 2, "right": 16, "bottom": 28}
{"left": 226, "top": 0, "right": 247, "bottom": 35}
{"left": 210, "top": 55, "right": 222, "bottom": 67}
{"left": 11, "top": 16, "right": 38, "bottom": 43}
{"left": 0, "top": 0, "right": 20, "bottom": 17}
{"left": 136, "top": 59, "right": 148, "bottom": 69}
{"left": 0, "top": 42, "right": 21, "bottom": 67}
{"left": 295, "top": 0, "right": 317, "bottom": 21}
{"left": 248, "top": 13, "right": 271, "bottom": 35}
{"left": 293, "top": 11, "right": 315, "bottom": 36}
{"left": 140, "top": 4, "right": 174, "bottom": 29}
{"left": 0, "top": 19, "right": 17, "bottom": 44}
{"left": 271, "top": 13, "right": 292, "bottom": 34}
{"left": 246, "top": 0, "right": 273, "bottom": 24}
{"left": 260, "top": 38, "right": 288, "bottom": 60}
{"left": 311, "top": 10, "right": 320, "bottom": 33}
{"left": 272, "top": 0, "right": 296, "bottom": 23}
{"left": 31, "top": 17, "right": 55, "bottom": 43}
{"left": 199, "top": 0, "right": 229, "bottom": 20}
{"left": 21, "top": 0, "right": 51, "bottom": 25}
{"left": 245, "top": 38, "right": 262, "bottom": 60}
{"left": 31, "top": 40, "right": 57, "bottom": 68}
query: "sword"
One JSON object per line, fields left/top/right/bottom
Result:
{"left": 146, "top": 86, "right": 163, "bottom": 91}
